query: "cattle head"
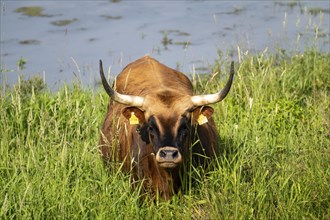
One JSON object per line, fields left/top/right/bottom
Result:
{"left": 99, "top": 60, "right": 234, "bottom": 169}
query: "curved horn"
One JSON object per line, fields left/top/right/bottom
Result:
{"left": 191, "top": 61, "right": 234, "bottom": 106}
{"left": 99, "top": 60, "right": 144, "bottom": 107}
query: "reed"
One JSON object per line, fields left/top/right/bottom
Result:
{"left": 1, "top": 49, "right": 329, "bottom": 219}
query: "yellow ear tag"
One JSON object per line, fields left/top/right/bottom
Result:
{"left": 197, "top": 114, "right": 208, "bottom": 125}
{"left": 129, "top": 112, "right": 139, "bottom": 125}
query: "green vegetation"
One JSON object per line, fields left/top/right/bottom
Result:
{"left": 308, "top": 7, "right": 330, "bottom": 16}
{"left": 50, "top": 18, "right": 78, "bottom": 27}
{"left": 101, "top": 15, "right": 122, "bottom": 20}
{"left": 16, "top": 57, "right": 27, "bottom": 70}
{"left": 19, "top": 40, "right": 41, "bottom": 46}
{"left": 1, "top": 49, "right": 329, "bottom": 219}
{"left": 15, "top": 6, "right": 52, "bottom": 17}
{"left": 160, "top": 30, "right": 191, "bottom": 50}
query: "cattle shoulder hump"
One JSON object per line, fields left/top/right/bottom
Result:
{"left": 115, "top": 56, "right": 194, "bottom": 96}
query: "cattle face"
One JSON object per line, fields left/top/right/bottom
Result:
{"left": 99, "top": 56, "right": 234, "bottom": 199}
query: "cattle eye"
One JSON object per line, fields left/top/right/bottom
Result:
{"left": 147, "top": 116, "right": 159, "bottom": 139}
{"left": 178, "top": 117, "right": 190, "bottom": 140}
{"left": 148, "top": 125, "right": 157, "bottom": 133}
{"left": 148, "top": 125, "right": 157, "bottom": 139}
{"left": 181, "top": 125, "right": 189, "bottom": 133}
{"left": 179, "top": 124, "right": 190, "bottom": 137}
{"left": 179, "top": 117, "right": 189, "bottom": 130}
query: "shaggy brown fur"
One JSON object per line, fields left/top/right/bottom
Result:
{"left": 99, "top": 56, "right": 225, "bottom": 199}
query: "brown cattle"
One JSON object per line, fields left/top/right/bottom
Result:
{"left": 99, "top": 56, "right": 234, "bottom": 200}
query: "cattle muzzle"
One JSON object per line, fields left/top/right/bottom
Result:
{"left": 155, "top": 146, "right": 182, "bottom": 168}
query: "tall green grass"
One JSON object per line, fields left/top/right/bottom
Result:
{"left": 1, "top": 49, "right": 329, "bottom": 219}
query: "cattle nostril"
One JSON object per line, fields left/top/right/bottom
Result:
{"left": 159, "top": 150, "right": 167, "bottom": 158}
{"left": 172, "top": 150, "right": 178, "bottom": 159}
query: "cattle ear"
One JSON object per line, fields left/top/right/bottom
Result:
{"left": 122, "top": 107, "right": 145, "bottom": 125}
{"left": 192, "top": 106, "right": 214, "bottom": 125}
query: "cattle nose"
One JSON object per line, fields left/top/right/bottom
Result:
{"left": 159, "top": 149, "right": 179, "bottom": 160}
{"left": 156, "top": 146, "right": 182, "bottom": 168}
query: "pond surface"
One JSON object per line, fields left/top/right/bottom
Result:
{"left": 1, "top": 1, "right": 329, "bottom": 90}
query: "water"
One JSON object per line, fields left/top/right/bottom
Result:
{"left": 1, "top": 1, "right": 329, "bottom": 90}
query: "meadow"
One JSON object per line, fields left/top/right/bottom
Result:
{"left": 1, "top": 48, "right": 329, "bottom": 219}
